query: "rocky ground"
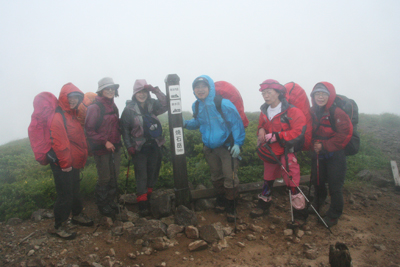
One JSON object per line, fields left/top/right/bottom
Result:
{"left": 1, "top": 123, "right": 400, "bottom": 267}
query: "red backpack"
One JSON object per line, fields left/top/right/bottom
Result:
{"left": 284, "top": 82, "right": 312, "bottom": 151}
{"left": 28, "top": 92, "right": 65, "bottom": 165}
{"left": 194, "top": 81, "right": 249, "bottom": 128}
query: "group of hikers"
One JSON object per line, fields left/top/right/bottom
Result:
{"left": 29, "top": 75, "right": 354, "bottom": 240}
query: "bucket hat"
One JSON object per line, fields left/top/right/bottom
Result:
{"left": 97, "top": 77, "right": 119, "bottom": 93}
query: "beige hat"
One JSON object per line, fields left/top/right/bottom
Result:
{"left": 97, "top": 77, "right": 119, "bottom": 93}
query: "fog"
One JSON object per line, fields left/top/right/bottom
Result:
{"left": 1, "top": 0, "right": 399, "bottom": 145}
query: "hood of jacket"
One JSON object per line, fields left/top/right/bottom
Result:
{"left": 59, "top": 83, "right": 84, "bottom": 112}
{"left": 310, "top": 82, "right": 336, "bottom": 111}
{"left": 192, "top": 75, "right": 216, "bottom": 103}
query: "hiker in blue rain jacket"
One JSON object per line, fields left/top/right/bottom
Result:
{"left": 183, "top": 75, "right": 246, "bottom": 223}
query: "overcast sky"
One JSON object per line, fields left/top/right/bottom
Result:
{"left": 1, "top": 0, "right": 399, "bottom": 145}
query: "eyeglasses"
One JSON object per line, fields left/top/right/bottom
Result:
{"left": 314, "top": 92, "right": 329, "bottom": 97}
{"left": 104, "top": 87, "right": 116, "bottom": 92}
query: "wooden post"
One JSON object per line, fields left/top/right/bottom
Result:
{"left": 391, "top": 160, "right": 400, "bottom": 189}
{"left": 164, "top": 74, "right": 191, "bottom": 208}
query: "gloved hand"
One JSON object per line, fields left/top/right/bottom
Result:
{"left": 265, "top": 133, "right": 277, "bottom": 143}
{"left": 128, "top": 147, "right": 135, "bottom": 156}
{"left": 229, "top": 144, "right": 240, "bottom": 158}
{"left": 144, "top": 84, "right": 157, "bottom": 93}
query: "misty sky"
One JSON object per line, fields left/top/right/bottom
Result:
{"left": 1, "top": 0, "right": 399, "bottom": 145}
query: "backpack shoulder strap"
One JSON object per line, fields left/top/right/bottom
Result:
{"left": 193, "top": 100, "right": 200, "bottom": 119}
{"left": 213, "top": 94, "right": 224, "bottom": 119}
{"left": 328, "top": 105, "right": 337, "bottom": 132}
{"left": 94, "top": 102, "right": 106, "bottom": 132}
{"left": 55, "top": 106, "right": 67, "bottom": 131}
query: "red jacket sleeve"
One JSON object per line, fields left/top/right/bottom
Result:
{"left": 50, "top": 113, "right": 72, "bottom": 169}
{"left": 320, "top": 108, "right": 353, "bottom": 152}
{"left": 278, "top": 107, "right": 306, "bottom": 144}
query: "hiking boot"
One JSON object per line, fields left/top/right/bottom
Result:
{"left": 98, "top": 204, "right": 116, "bottom": 218}
{"left": 225, "top": 199, "right": 238, "bottom": 223}
{"left": 138, "top": 201, "right": 150, "bottom": 217}
{"left": 322, "top": 216, "right": 338, "bottom": 228}
{"left": 250, "top": 195, "right": 272, "bottom": 218}
{"left": 215, "top": 194, "right": 227, "bottom": 213}
{"left": 71, "top": 213, "right": 94, "bottom": 227}
{"left": 54, "top": 222, "right": 77, "bottom": 240}
{"left": 288, "top": 208, "right": 308, "bottom": 229}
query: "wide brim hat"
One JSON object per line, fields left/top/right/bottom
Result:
{"left": 97, "top": 77, "right": 119, "bottom": 93}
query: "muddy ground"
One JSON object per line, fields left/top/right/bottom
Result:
{"left": 1, "top": 122, "right": 400, "bottom": 267}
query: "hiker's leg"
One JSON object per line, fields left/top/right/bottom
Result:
{"left": 146, "top": 145, "right": 162, "bottom": 193}
{"left": 216, "top": 147, "right": 239, "bottom": 201}
{"left": 281, "top": 153, "right": 301, "bottom": 188}
{"left": 132, "top": 151, "right": 150, "bottom": 216}
{"left": 51, "top": 163, "right": 74, "bottom": 228}
{"left": 70, "top": 168, "right": 83, "bottom": 216}
{"left": 326, "top": 150, "right": 346, "bottom": 219}
{"left": 94, "top": 154, "right": 114, "bottom": 216}
{"left": 311, "top": 155, "right": 328, "bottom": 209}
{"left": 204, "top": 146, "right": 227, "bottom": 208}
{"left": 107, "top": 149, "right": 121, "bottom": 210}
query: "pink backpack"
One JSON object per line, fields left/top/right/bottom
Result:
{"left": 28, "top": 92, "right": 59, "bottom": 165}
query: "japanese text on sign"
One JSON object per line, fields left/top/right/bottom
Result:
{"left": 168, "top": 85, "right": 181, "bottom": 99}
{"left": 170, "top": 99, "right": 182, "bottom": 114}
{"left": 173, "top": 127, "right": 185, "bottom": 155}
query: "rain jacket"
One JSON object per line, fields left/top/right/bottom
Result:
{"left": 185, "top": 75, "right": 245, "bottom": 149}
{"left": 85, "top": 95, "right": 121, "bottom": 155}
{"left": 120, "top": 86, "right": 167, "bottom": 151}
{"left": 310, "top": 82, "right": 353, "bottom": 153}
{"left": 50, "top": 83, "right": 88, "bottom": 169}
{"left": 258, "top": 98, "right": 306, "bottom": 157}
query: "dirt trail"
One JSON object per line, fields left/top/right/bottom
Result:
{"left": 1, "top": 123, "right": 400, "bottom": 267}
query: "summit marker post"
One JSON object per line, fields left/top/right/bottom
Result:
{"left": 164, "top": 74, "right": 190, "bottom": 208}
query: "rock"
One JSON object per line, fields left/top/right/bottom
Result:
{"left": 128, "top": 253, "right": 136, "bottom": 259}
{"left": 109, "top": 248, "right": 116, "bottom": 256}
{"left": 128, "top": 219, "right": 167, "bottom": 240}
{"left": 123, "top": 221, "right": 135, "bottom": 230}
{"left": 167, "top": 224, "right": 184, "bottom": 239}
{"left": 211, "top": 242, "right": 223, "bottom": 252}
{"left": 283, "top": 229, "right": 293, "bottom": 236}
{"left": 237, "top": 242, "right": 245, "bottom": 248}
{"left": 7, "top": 217, "right": 22, "bottom": 225}
{"left": 126, "top": 211, "right": 140, "bottom": 223}
{"left": 222, "top": 226, "right": 234, "bottom": 236}
{"left": 188, "top": 240, "right": 208, "bottom": 251}
{"left": 160, "top": 215, "right": 175, "bottom": 226}
{"left": 185, "top": 225, "right": 199, "bottom": 239}
{"left": 368, "top": 195, "right": 378, "bottom": 201}
{"left": 249, "top": 224, "right": 263, "bottom": 233}
{"left": 374, "top": 244, "right": 386, "bottom": 251}
{"left": 195, "top": 198, "right": 214, "bottom": 211}
{"left": 356, "top": 170, "right": 392, "bottom": 187}
{"left": 119, "top": 193, "right": 137, "bottom": 204}
{"left": 199, "top": 224, "right": 224, "bottom": 243}
{"left": 27, "top": 250, "right": 35, "bottom": 256}
{"left": 102, "top": 217, "right": 114, "bottom": 228}
{"left": 246, "top": 234, "right": 256, "bottom": 241}
{"left": 270, "top": 215, "right": 285, "bottom": 224}
{"left": 142, "top": 247, "right": 153, "bottom": 255}
{"left": 296, "top": 230, "right": 305, "bottom": 238}
{"left": 218, "top": 238, "right": 229, "bottom": 248}
{"left": 150, "top": 189, "right": 175, "bottom": 219}
{"left": 151, "top": 237, "right": 169, "bottom": 251}
{"left": 175, "top": 205, "right": 198, "bottom": 226}
{"left": 305, "top": 249, "right": 318, "bottom": 259}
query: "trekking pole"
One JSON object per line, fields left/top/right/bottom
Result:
{"left": 262, "top": 143, "right": 332, "bottom": 234}
{"left": 230, "top": 154, "right": 238, "bottom": 233}
{"left": 111, "top": 152, "right": 121, "bottom": 216}
{"left": 123, "top": 155, "right": 131, "bottom": 209}
{"left": 289, "top": 189, "right": 294, "bottom": 223}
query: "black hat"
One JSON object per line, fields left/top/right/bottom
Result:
{"left": 192, "top": 77, "right": 210, "bottom": 89}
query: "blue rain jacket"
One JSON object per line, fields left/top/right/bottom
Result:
{"left": 185, "top": 75, "right": 245, "bottom": 149}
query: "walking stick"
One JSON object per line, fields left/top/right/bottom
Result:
{"left": 289, "top": 189, "right": 294, "bottom": 223}
{"left": 261, "top": 143, "right": 333, "bottom": 234}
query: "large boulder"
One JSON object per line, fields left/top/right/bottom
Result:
{"left": 174, "top": 205, "right": 198, "bottom": 226}
{"left": 150, "top": 189, "right": 175, "bottom": 219}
